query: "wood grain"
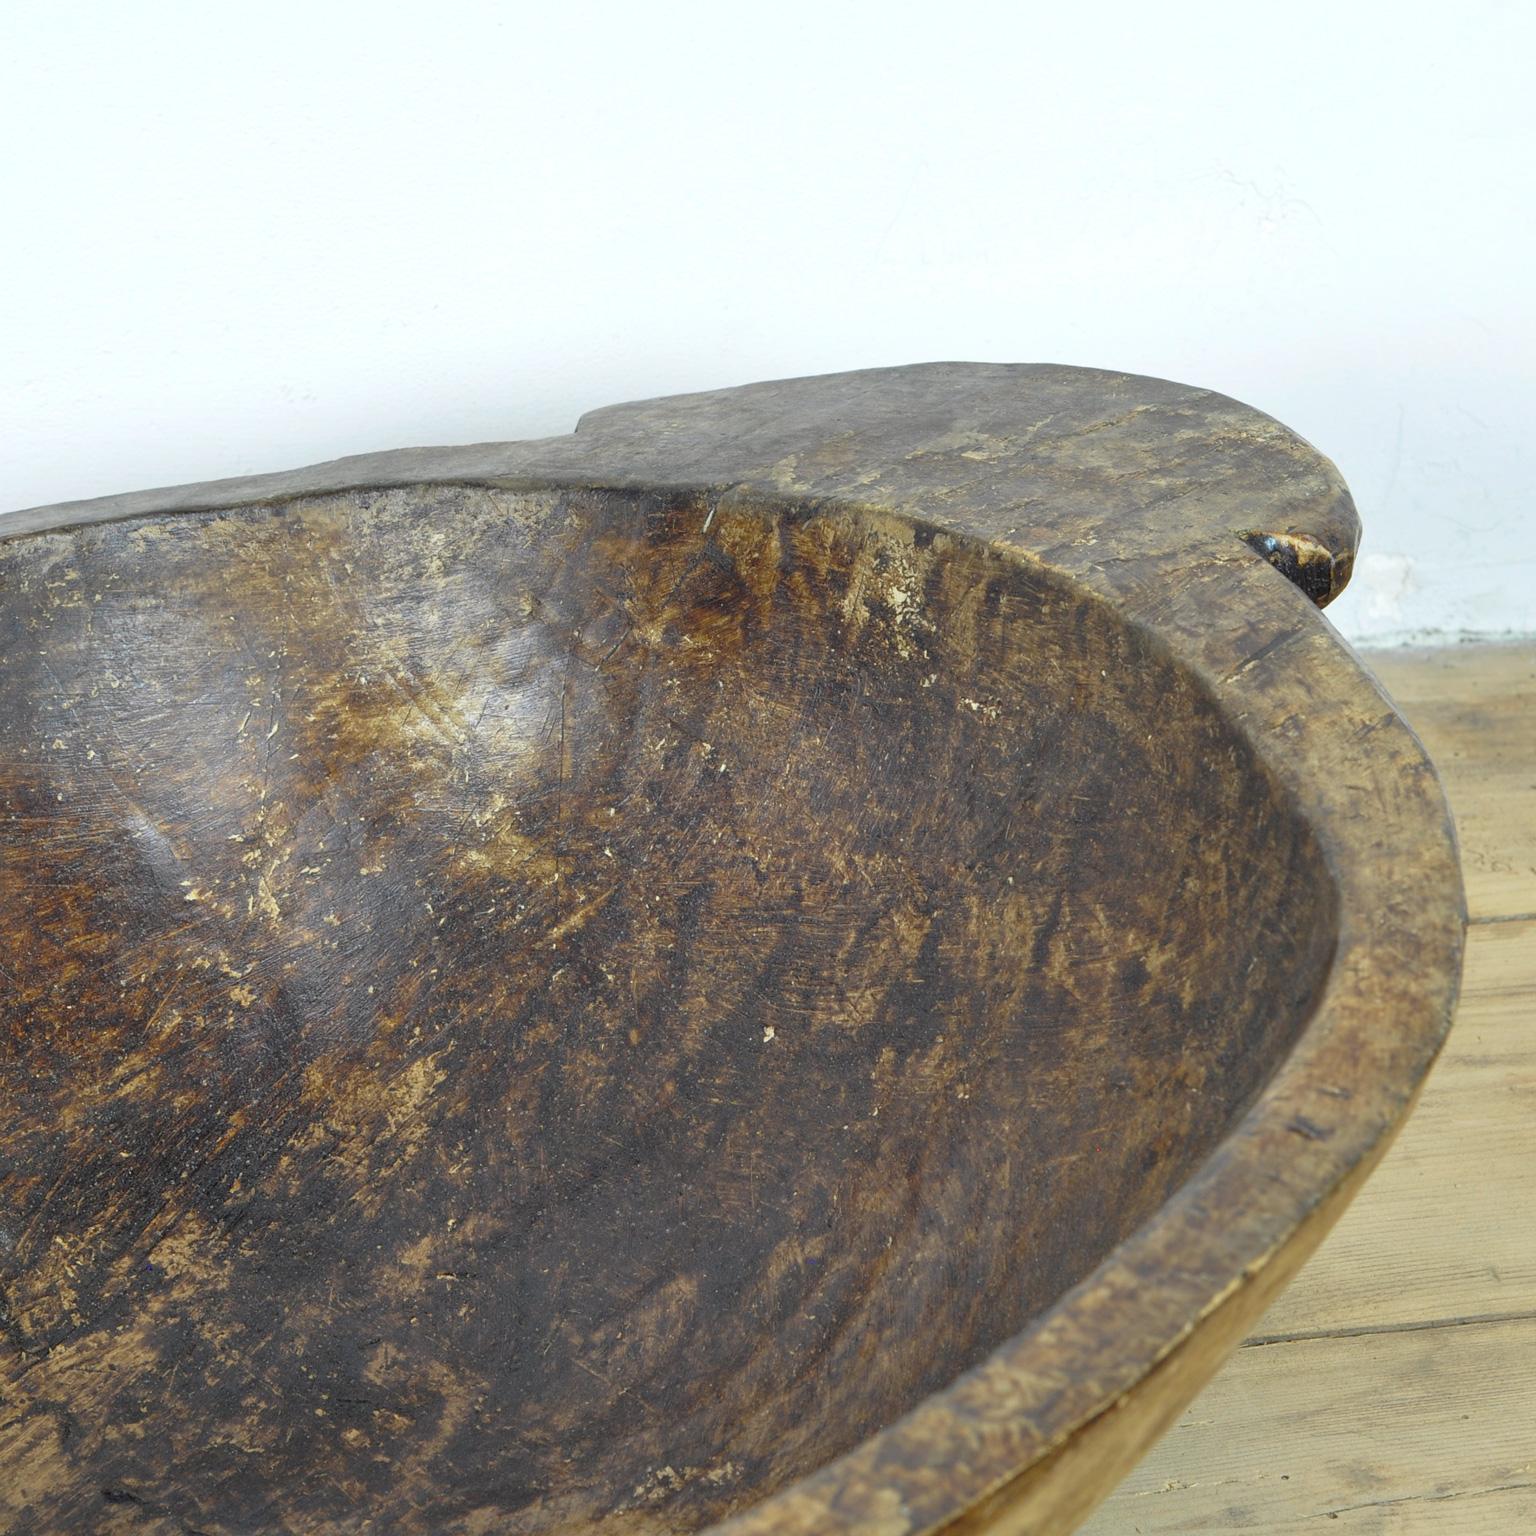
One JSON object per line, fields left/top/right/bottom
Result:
{"left": 1367, "top": 644, "right": 1536, "bottom": 922}
{"left": 0, "top": 484, "right": 1340, "bottom": 1534}
{"left": 1084, "top": 1316, "right": 1536, "bottom": 1532}
{"left": 1083, "top": 641, "right": 1536, "bottom": 1536}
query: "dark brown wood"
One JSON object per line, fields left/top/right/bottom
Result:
{"left": 0, "top": 365, "right": 1465, "bottom": 1535}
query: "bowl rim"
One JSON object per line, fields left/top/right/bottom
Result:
{"left": 3, "top": 363, "right": 1466, "bottom": 1536}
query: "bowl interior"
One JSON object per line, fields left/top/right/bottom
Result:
{"left": 0, "top": 485, "right": 1337, "bottom": 1533}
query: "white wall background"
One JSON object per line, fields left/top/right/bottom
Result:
{"left": 2, "top": 0, "right": 1531, "bottom": 644}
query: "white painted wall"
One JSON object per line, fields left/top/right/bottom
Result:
{"left": 2, "top": 0, "right": 1531, "bottom": 644}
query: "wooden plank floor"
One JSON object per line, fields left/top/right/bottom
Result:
{"left": 1082, "top": 643, "right": 1536, "bottom": 1535}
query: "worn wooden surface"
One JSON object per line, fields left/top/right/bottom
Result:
{"left": 0, "top": 367, "right": 1466, "bottom": 1536}
{"left": 0, "top": 484, "right": 1340, "bottom": 1534}
{"left": 1083, "top": 641, "right": 1536, "bottom": 1535}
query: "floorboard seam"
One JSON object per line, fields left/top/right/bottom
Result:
{"left": 1242, "top": 1308, "right": 1536, "bottom": 1348}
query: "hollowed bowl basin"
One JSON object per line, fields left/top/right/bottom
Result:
{"left": 0, "top": 366, "right": 1464, "bottom": 1535}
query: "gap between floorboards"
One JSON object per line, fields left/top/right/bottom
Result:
{"left": 1242, "top": 1307, "right": 1536, "bottom": 1349}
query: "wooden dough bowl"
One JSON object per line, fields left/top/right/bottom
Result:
{"left": 0, "top": 367, "right": 1465, "bottom": 1535}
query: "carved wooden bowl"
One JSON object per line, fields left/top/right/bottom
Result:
{"left": 0, "top": 366, "right": 1464, "bottom": 1535}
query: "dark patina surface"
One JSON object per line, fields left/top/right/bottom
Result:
{"left": 0, "top": 366, "right": 1464, "bottom": 1535}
